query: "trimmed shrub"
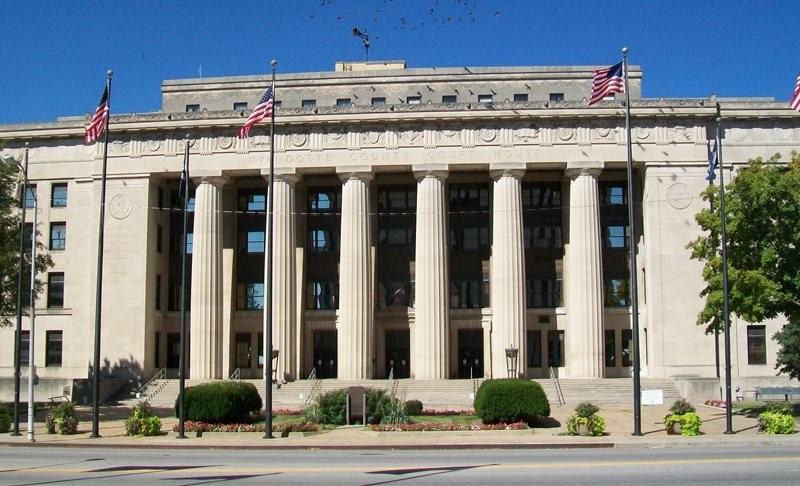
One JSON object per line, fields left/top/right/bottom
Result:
{"left": 178, "top": 381, "right": 262, "bottom": 423}
{"left": 303, "top": 387, "right": 403, "bottom": 425}
{"left": 404, "top": 399, "right": 424, "bottom": 416}
{"left": 758, "top": 407, "right": 796, "bottom": 434}
{"left": 473, "top": 379, "right": 550, "bottom": 425}
{"left": 125, "top": 401, "right": 163, "bottom": 436}
{"left": 0, "top": 405, "right": 10, "bottom": 433}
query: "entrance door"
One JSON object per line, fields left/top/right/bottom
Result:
{"left": 457, "top": 329, "right": 484, "bottom": 379}
{"left": 312, "top": 330, "right": 337, "bottom": 379}
{"left": 385, "top": 330, "right": 410, "bottom": 378}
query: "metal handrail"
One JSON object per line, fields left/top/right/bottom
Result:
{"left": 136, "top": 367, "right": 167, "bottom": 399}
{"left": 228, "top": 367, "right": 241, "bottom": 380}
{"left": 302, "top": 368, "right": 319, "bottom": 405}
{"left": 549, "top": 366, "right": 566, "bottom": 406}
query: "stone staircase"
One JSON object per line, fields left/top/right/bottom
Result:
{"left": 128, "top": 376, "right": 683, "bottom": 412}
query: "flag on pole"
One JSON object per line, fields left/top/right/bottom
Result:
{"left": 85, "top": 86, "right": 109, "bottom": 144}
{"left": 706, "top": 139, "right": 719, "bottom": 181}
{"left": 238, "top": 86, "right": 274, "bottom": 138}
{"left": 589, "top": 61, "right": 625, "bottom": 106}
{"left": 790, "top": 73, "right": 800, "bottom": 112}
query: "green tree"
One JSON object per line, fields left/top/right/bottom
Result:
{"left": 688, "top": 151, "right": 800, "bottom": 378}
{"left": 0, "top": 148, "right": 54, "bottom": 328}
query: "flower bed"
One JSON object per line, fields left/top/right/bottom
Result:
{"left": 369, "top": 421, "right": 527, "bottom": 432}
{"left": 173, "top": 420, "right": 319, "bottom": 435}
{"left": 704, "top": 400, "right": 727, "bottom": 409}
{"left": 419, "top": 409, "right": 475, "bottom": 416}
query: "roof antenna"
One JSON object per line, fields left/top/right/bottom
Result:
{"left": 352, "top": 27, "right": 370, "bottom": 61}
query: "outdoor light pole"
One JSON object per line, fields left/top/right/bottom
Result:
{"left": 9, "top": 147, "right": 29, "bottom": 437}
{"left": 505, "top": 346, "right": 519, "bottom": 378}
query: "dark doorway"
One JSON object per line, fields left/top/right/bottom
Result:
{"left": 457, "top": 328, "right": 483, "bottom": 379}
{"left": 385, "top": 330, "right": 410, "bottom": 378}
{"left": 312, "top": 330, "right": 337, "bottom": 379}
{"left": 167, "top": 332, "right": 180, "bottom": 370}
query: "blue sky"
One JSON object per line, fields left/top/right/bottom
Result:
{"left": 1, "top": 0, "right": 798, "bottom": 124}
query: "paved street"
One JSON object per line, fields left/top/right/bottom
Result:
{"left": 2, "top": 445, "right": 800, "bottom": 485}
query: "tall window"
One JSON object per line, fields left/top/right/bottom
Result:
{"left": 240, "top": 231, "right": 265, "bottom": 253}
{"left": 307, "top": 281, "right": 337, "bottom": 310}
{"left": 604, "top": 225, "right": 628, "bottom": 248}
{"left": 24, "top": 185, "right": 36, "bottom": 208}
{"left": 235, "top": 333, "right": 252, "bottom": 369}
{"left": 526, "top": 279, "right": 561, "bottom": 308}
{"left": 51, "top": 183, "right": 68, "bottom": 207}
{"left": 155, "top": 274, "right": 162, "bottom": 311}
{"left": 237, "top": 282, "right": 264, "bottom": 310}
{"left": 156, "top": 224, "right": 163, "bottom": 253}
{"left": 46, "top": 330, "right": 63, "bottom": 366}
{"left": 547, "top": 330, "right": 565, "bottom": 367}
{"left": 605, "top": 330, "right": 616, "bottom": 367}
{"left": 621, "top": 329, "right": 633, "bottom": 367}
{"left": 605, "top": 278, "right": 630, "bottom": 307}
{"left": 50, "top": 222, "right": 66, "bottom": 250}
{"left": 20, "top": 331, "right": 30, "bottom": 366}
{"left": 47, "top": 272, "right": 64, "bottom": 308}
{"left": 747, "top": 326, "right": 767, "bottom": 364}
{"left": 527, "top": 330, "right": 542, "bottom": 368}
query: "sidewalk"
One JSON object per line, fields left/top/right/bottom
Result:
{"left": 2, "top": 404, "right": 798, "bottom": 450}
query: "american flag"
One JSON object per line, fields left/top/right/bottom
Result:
{"left": 238, "top": 85, "right": 274, "bottom": 138}
{"left": 706, "top": 140, "right": 719, "bottom": 181}
{"left": 790, "top": 73, "right": 800, "bottom": 112}
{"left": 589, "top": 61, "right": 625, "bottom": 106}
{"left": 85, "top": 86, "right": 109, "bottom": 144}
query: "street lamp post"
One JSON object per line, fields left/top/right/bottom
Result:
{"left": 3, "top": 148, "right": 36, "bottom": 442}
{"left": 505, "top": 345, "right": 519, "bottom": 379}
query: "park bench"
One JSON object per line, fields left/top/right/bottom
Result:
{"left": 754, "top": 386, "right": 800, "bottom": 401}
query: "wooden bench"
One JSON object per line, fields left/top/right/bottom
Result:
{"left": 754, "top": 387, "right": 800, "bottom": 401}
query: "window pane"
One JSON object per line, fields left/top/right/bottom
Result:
{"left": 442, "top": 95, "right": 457, "bottom": 103}
{"left": 20, "top": 331, "right": 30, "bottom": 367}
{"left": 605, "top": 330, "right": 616, "bottom": 367}
{"left": 527, "top": 330, "right": 542, "bottom": 367}
{"left": 48, "top": 273, "right": 64, "bottom": 308}
{"left": 51, "top": 184, "right": 68, "bottom": 207}
{"left": 547, "top": 330, "right": 565, "bottom": 367}
{"left": 24, "top": 185, "right": 36, "bottom": 208}
{"left": 605, "top": 278, "right": 629, "bottom": 307}
{"left": 371, "top": 97, "right": 386, "bottom": 105}
{"left": 46, "top": 331, "right": 63, "bottom": 367}
{"left": 302, "top": 99, "right": 316, "bottom": 108}
{"left": 514, "top": 93, "right": 529, "bottom": 102}
{"left": 747, "top": 326, "right": 767, "bottom": 365}
{"left": 621, "top": 329, "right": 633, "bottom": 367}
{"left": 50, "top": 223, "right": 66, "bottom": 250}
{"left": 246, "top": 231, "right": 265, "bottom": 253}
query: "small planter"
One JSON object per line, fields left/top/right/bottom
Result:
{"left": 671, "top": 422, "right": 682, "bottom": 435}
{"left": 577, "top": 423, "right": 590, "bottom": 436}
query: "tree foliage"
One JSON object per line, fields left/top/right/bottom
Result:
{"left": 0, "top": 148, "right": 54, "bottom": 328}
{"left": 687, "top": 151, "right": 800, "bottom": 378}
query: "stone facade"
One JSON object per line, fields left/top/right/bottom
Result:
{"left": 0, "top": 62, "right": 798, "bottom": 395}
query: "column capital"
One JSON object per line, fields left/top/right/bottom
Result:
{"left": 192, "top": 174, "right": 230, "bottom": 187}
{"left": 490, "top": 167, "right": 525, "bottom": 181}
{"left": 336, "top": 166, "right": 374, "bottom": 183}
{"left": 413, "top": 163, "right": 449, "bottom": 182}
{"left": 565, "top": 161, "right": 604, "bottom": 179}
{"left": 261, "top": 168, "right": 301, "bottom": 185}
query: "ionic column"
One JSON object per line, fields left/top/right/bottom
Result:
{"left": 412, "top": 168, "right": 449, "bottom": 379}
{"left": 564, "top": 161, "right": 605, "bottom": 378}
{"left": 190, "top": 176, "right": 227, "bottom": 379}
{"left": 266, "top": 172, "right": 299, "bottom": 382}
{"left": 337, "top": 170, "right": 374, "bottom": 379}
{"left": 490, "top": 168, "right": 526, "bottom": 378}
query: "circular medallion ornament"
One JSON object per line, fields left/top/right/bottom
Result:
{"left": 558, "top": 127, "right": 574, "bottom": 141}
{"left": 109, "top": 194, "right": 133, "bottom": 220}
{"left": 636, "top": 127, "right": 651, "bottom": 140}
{"left": 218, "top": 136, "right": 233, "bottom": 149}
{"left": 666, "top": 183, "right": 693, "bottom": 210}
{"left": 291, "top": 133, "right": 307, "bottom": 147}
{"left": 480, "top": 128, "right": 496, "bottom": 142}
{"left": 147, "top": 139, "right": 161, "bottom": 152}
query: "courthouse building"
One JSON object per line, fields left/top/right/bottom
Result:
{"left": 1, "top": 60, "right": 798, "bottom": 396}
